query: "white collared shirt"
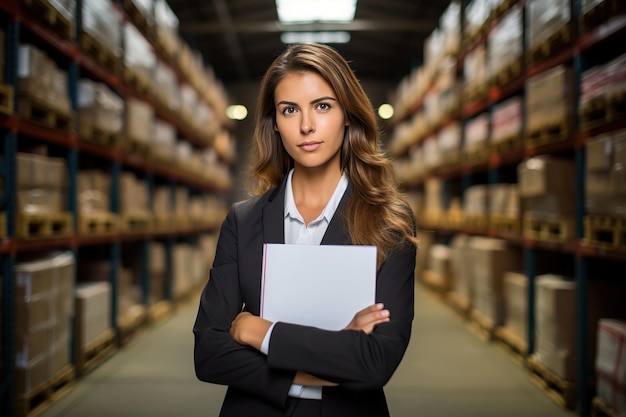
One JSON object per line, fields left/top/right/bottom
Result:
{"left": 260, "top": 169, "right": 349, "bottom": 400}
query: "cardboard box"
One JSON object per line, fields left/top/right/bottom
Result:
{"left": 124, "top": 97, "right": 154, "bottom": 144}
{"left": 15, "top": 355, "right": 50, "bottom": 393}
{"left": 76, "top": 281, "right": 112, "bottom": 346}
{"left": 596, "top": 319, "right": 626, "bottom": 385}
{"left": 518, "top": 156, "right": 575, "bottom": 197}
{"left": 16, "top": 327, "right": 50, "bottom": 367}
{"left": 504, "top": 272, "right": 528, "bottom": 343}
{"left": 17, "top": 188, "right": 66, "bottom": 214}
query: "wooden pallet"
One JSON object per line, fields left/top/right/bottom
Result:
{"left": 444, "top": 291, "right": 472, "bottom": 320}
{"left": 15, "top": 364, "right": 75, "bottom": 417}
{"left": 21, "top": 0, "right": 73, "bottom": 39}
{"left": 490, "top": 215, "right": 521, "bottom": 235}
{"left": 78, "top": 122, "right": 122, "bottom": 148}
{"left": 123, "top": 0, "right": 153, "bottom": 37}
{"left": 584, "top": 215, "right": 626, "bottom": 251}
{"left": 527, "top": 23, "right": 572, "bottom": 66}
{"left": 17, "top": 95, "right": 73, "bottom": 132}
{"left": 467, "top": 309, "right": 497, "bottom": 342}
{"left": 494, "top": 326, "right": 528, "bottom": 366}
{"left": 464, "top": 83, "right": 489, "bottom": 104}
{"left": 491, "top": 134, "right": 523, "bottom": 154}
{"left": 0, "top": 212, "right": 6, "bottom": 239}
{"left": 526, "top": 120, "right": 571, "bottom": 148}
{"left": 493, "top": 58, "right": 523, "bottom": 87}
{"left": 118, "top": 304, "right": 148, "bottom": 347}
{"left": 121, "top": 211, "right": 152, "bottom": 231}
{"left": 78, "top": 212, "right": 119, "bottom": 235}
{"left": 76, "top": 328, "right": 117, "bottom": 376}
{"left": 16, "top": 212, "right": 73, "bottom": 239}
{"left": 79, "top": 30, "right": 122, "bottom": 75}
{"left": 580, "top": 92, "right": 626, "bottom": 131}
{"left": 523, "top": 212, "right": 575, "bottom": 242}
{"left": 527, "top": 356, "right": 576, "bottom": 409}
{"left": 464, "top": 215, "right": 489, "bottom": 232}
{"left": 581, "top": 0, "right": 626, "bottom": 33}
{"left": 591, "top": 396, "right": 624, "bottom": 417}
{"left": 0, "top": 83, "right": 14, "bottom": 115}
{"left": 123, "top": 66, "right": 152, "bottom": 96}
{"left": 149, "top": 300, "right": 174, "bottom": 326}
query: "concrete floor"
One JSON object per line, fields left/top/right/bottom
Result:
{"left": 40, "top": 285, "right": 577, "bottom": 417}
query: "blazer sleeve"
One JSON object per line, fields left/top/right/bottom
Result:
{"left": 266, "top": 241, "right": 416, "bottom": 391}
{"left": 193, "top": 204, "right": 294, "bottom": 408}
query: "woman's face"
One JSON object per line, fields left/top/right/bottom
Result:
{"left": 274, "top": 70, "right": 347, "bottom": 172}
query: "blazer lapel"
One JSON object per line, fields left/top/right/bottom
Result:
{"left": 321, "top": 184, "right": 352, "bottom": 245}
{"left": 262, "top": 179, "right": 286, "bottom": 244}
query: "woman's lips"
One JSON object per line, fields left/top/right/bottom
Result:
{"left": 298, "top": 141, "right": 322, "bottom": 152}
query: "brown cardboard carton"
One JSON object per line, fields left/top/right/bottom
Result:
{"left": 518, "top": 156, "right": 575, "bottom": 197}
{"left": 16, "top": 327, "right": 50, "bottom": 367}
{"left": 76, "top": 282, "right": 111, "bottom": 346}
{"left": 15, "top": 355, "right": 50, "bottom": 393}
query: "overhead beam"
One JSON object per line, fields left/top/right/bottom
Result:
{"left": 181, "top": 19, "right": 434, "bottom": 34}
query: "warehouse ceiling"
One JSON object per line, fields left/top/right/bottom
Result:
{"left": 167, "top": 0, "right": 452, "bottom": 86}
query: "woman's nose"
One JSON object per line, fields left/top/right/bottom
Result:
{"left": 300, "top": 112, "right": 315, "bottom": 134}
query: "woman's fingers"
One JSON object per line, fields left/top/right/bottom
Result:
{"left": 344, "top": 303, "right": 390, "bottom": 333}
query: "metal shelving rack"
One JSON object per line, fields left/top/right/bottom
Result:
{"left": 0, "top": 1, "right": 232, "bottom": 415}
{"left": 391, "top": 1, "right": 626, "bottom": 415}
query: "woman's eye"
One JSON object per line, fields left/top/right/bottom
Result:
{"left": 317, "top": 103, "right": 331, "bottom": 111}
{"left": 282, "top": 107, "right": 296, "bottom": 115}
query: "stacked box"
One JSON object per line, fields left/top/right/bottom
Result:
{"left": 152, "top": 119, "right": 176, "bottom": 161}
{"left": 155, "top": 0, "right": 181, "bottom": 59}
{"left": 424, "top": 244, "right": 453, "bottom": 292}
{"left": 82, "top": 0, "right": 122, "bottom": 58}
{"left": 464, "top": 113, "right": 489, "bottom": 154}
{"left": 503, "top": 272, "right": 528, "bottom": 344}
{"left": 526, "top": 0, "right": 571, "bottom": 51}
{"left": 175, "top": 186, "right": 189, "bottom": 219}
{"left": 437, "top": 122, "right": 461, "bottom": 164}
{"left": 518, "top": 156, "right": 576, "bottom": 217}
{"left": 75, "top": 281, "right": 112, "bottom": 346}
{"left": 469, "top": 238, "right": 522, "bottom": 326}
{"left": 463, "top": 44, "right": 487, "bottom": 93}
{"left": 125, "top": 97, "right": 154, "bottom": 144}
{"left": 463, "top": 185, "right": 489, "bottom": 218}
{"left": 450, "top": 235, "right": 473, "bottom": 306}
{"left": 78, "top": 79, "right": 123, "bottom": 135}
{"left": 77, "top": 170, "right": 111, "bottom": 213}
{"left": 595, "top": 319, "right": 626, "bottom": 415}
{"left": 585, "top": 129, "right": 626, "bottom": 217}
{"left": 422, "top": 136, "right": 440, "bottom": 171}
{"left": 119, "top": 172, "right": 148, "bottom": 214}
{"left": 534, "top": 274, "right": 577, "bottom": 379}
{"left": 580, "top": 54, "right": 626, "bottom": 110}
{"left": 440, "top": 1, "right": 461, "bottom": 56}
{"left": 423, "top": 178, "right": 444, "bottom": 221}
{"left": 153, "top": 186, "right": 173, "bottom": 218}
{"left": 16, "top": 152, "right": 67, "bottom": 215}
{"left": 491, "top": 96, "right": 523, "bottom": 144}
{"left": 489, "top": 184, "right": 519, "bottom": 218}
{"left": 15, "top": 252, "right": 75, "bottom": 393}
{"left": 154, "top": 62, "right": 180, "bottom": 112}
{"left": 464, "top": 0, "right": 493, "bottom": 40}
{"left": 149, "top": 242, "right": 166, "bottom": 304}
{"left": 18, "top": 44, "right": 71, "bottom": 113}
{"left": 488, "top": 5, "right": 523, "bottom": 80}
{"left": 124, "top": 22, "right": 155, "bottom": 80}
{"left": 525, "top": 65, "right": 574, "bottom": 133}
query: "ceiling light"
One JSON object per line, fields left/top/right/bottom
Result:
{"left": 226, "top": 105, "right": 248, "bottom": 121}
{"left": 281, "top": 31, "right": 351, "bottom": 44}
{"left": 276, "top": 0, "right": 357, "bottom": 23}
{"left": 378, "top": 104, "right": 394, "bottom": 120}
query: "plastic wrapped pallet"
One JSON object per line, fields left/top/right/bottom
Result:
{"left": 534, "top": 274, "right": 577, "bottom": 380}
{"left": 14, "top": 252, "right": 75, "bottom": 393}
{"left": 77, "top": 170, "right": 111, "bottom": 214}
{"left": 463, "top": 185, "right": 489, "bottom": 218}
{"left": 503, "top": 272, "right": 528, "bottom": 344}
{"left": 463, "top": 44, "right": 487, "bottom": 93}
{"left": 82, "top": 0, "right": 122, "bottom": 58}
{"left": 76, "top": 281, "right": 112, "bottom": 347}
{"left": 526, "top": 0, "right": 571, "bottom": 50}
{"left": 78, "top": 79, "right": 124, "bottom": 135}
{"left": 595, "top": 319, "right": 626, "bottom": 415}
{"left": 124, "top": 97, "right": 154, "bottom": 145}
{"left": 491, "top": 96, "right": 523, "bottom": 145}
{"left": 469, "top": 238, "right": 522, "bottom": 326}
{"left": 124, "top": 22, "right": 155, "bottom": 78}
{"left": 488, "top": 5, "right": 523, "bottom": 81}
{"left": 525, "top": 65, "right": 574, "bottom": 134}
{"left": 518, "top": 156, "right": 576, "bottom": 216}
{"left": 464, "top": 0, "right": 492, "bottom": 40}
{"left": 119, "top": 172, "right": 149, "bottom": 214}
{"left": 585, "top": 129, "right": 626, "bottom": 217}
{"left": 440, "top": 1, "right": 461, "bottom": 56}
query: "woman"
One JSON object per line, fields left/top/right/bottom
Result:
{"left": 194, "top": 43, "right": 418, "bottom": 417}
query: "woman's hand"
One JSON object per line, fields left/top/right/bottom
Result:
{"left": 344, "top": 303, "right": 390, "bottom": 334}
{"left": 294, "top": 371, "right": 338, "bottom": 387}
{"left": 229, "top": 312, "right": 272, "bottom": 350}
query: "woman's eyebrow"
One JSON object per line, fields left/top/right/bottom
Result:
{"left": 276, "top": 96, "right": 337, "bottom": 107}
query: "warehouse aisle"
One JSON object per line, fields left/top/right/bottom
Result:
{"left": 41, "top": 285, "right": 576, "bottom": 417}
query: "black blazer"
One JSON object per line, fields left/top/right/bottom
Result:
{"left": 193, "top": 179, "right": 416, "bottom": 417}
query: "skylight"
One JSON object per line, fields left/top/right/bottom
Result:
{"left": 276, "top": 0, "right": 357, "bottom": 23}
{"left": 281, "top": 31, "right": 351, "bottom": 44}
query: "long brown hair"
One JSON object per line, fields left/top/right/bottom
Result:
{"left": 248, "top": 43, "right": 417, "bottom": 264}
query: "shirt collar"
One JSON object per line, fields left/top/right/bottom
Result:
{"left": 284, "top": 169, "right": 349, "bottom": 223}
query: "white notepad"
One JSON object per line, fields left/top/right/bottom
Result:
{"left": 261, "top": 243, "right": 377, "bottom": 330}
